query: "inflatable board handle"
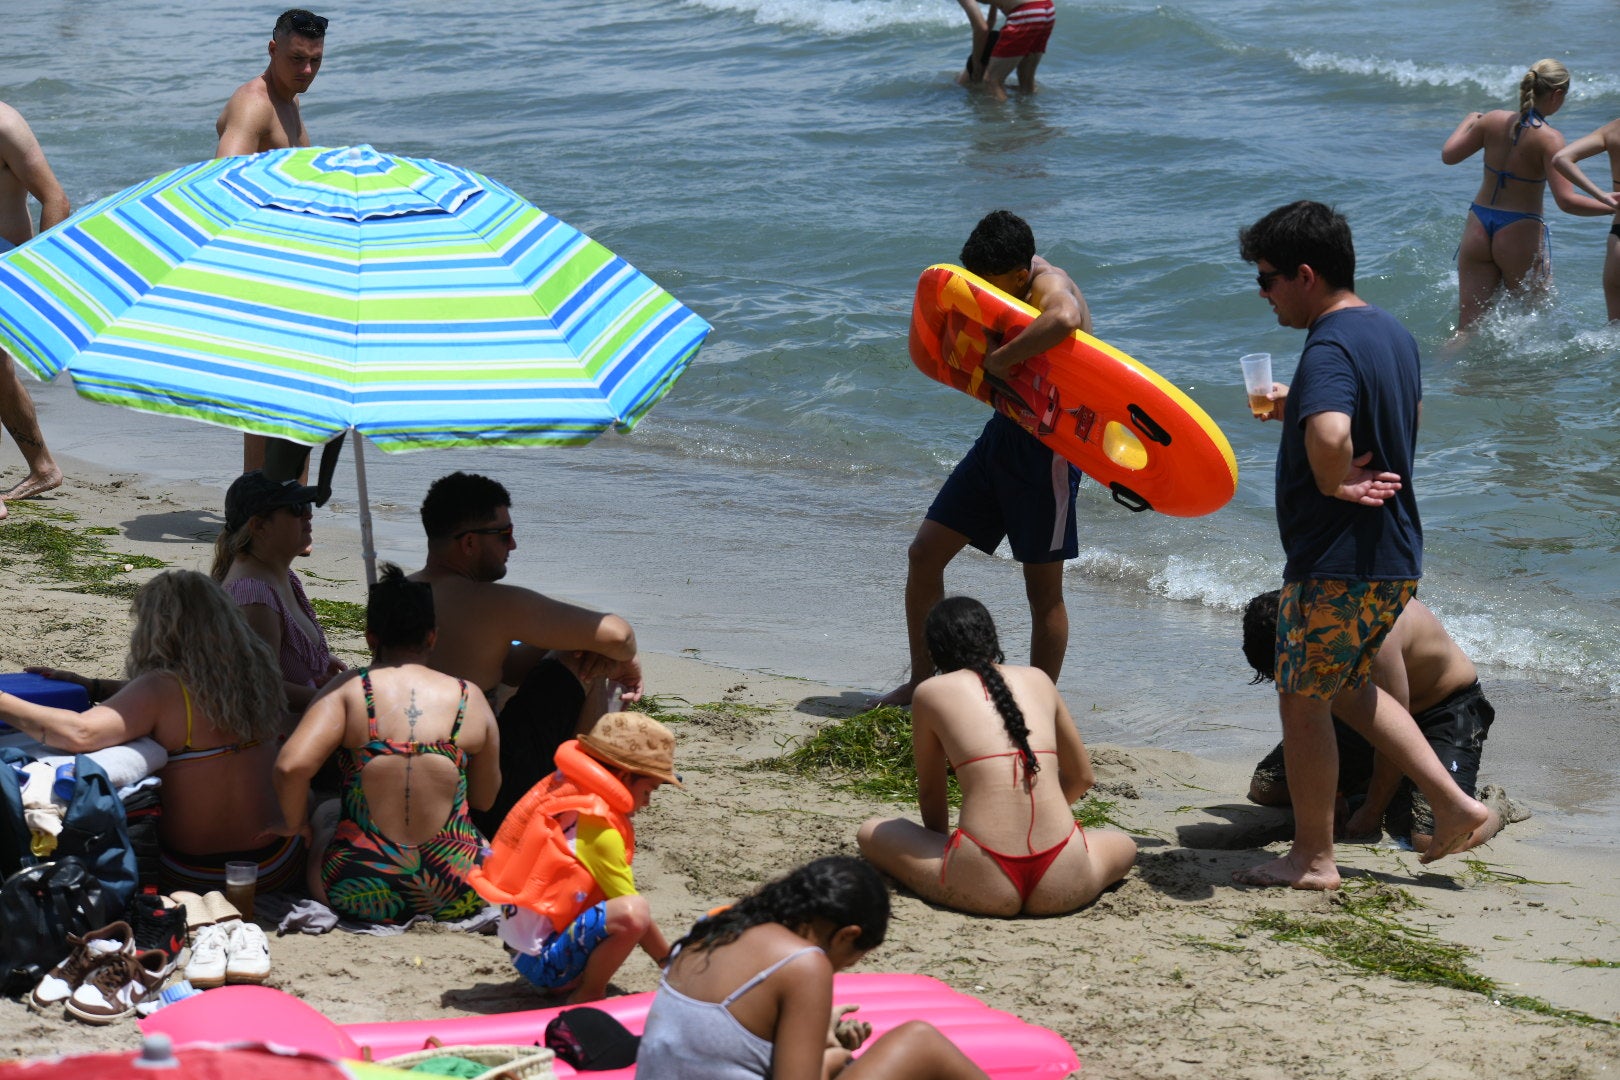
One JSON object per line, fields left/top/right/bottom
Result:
{"left": 1110, "top": 483, "right": 1152, "bottom": 513}
{"left": 1128, "top": 404, "right": 1171, "bottom": 446}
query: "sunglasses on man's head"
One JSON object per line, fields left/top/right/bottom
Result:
{"left": 289, "top": 11, "right": 328, "bottom": 34}
{"left": 454, "top": 524, "right": 514, "bottom": 542}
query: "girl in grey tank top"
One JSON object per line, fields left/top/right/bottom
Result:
{"left": 635, "top": 857, "right": 991, "bottom": 1080}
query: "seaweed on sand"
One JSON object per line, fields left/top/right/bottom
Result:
{"left": 761, "top": 706, "right": 1121, "bottom": 827}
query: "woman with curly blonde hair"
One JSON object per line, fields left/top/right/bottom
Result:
{"left": 7, "top": 570, "right": 302, "bottom": 892}
{"left": 1442, "top": 59, "right": 1615, "bottom": 329}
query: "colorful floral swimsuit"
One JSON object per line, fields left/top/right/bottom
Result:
{"left": 321, "top": 669, "right": 487, "bottom": 923}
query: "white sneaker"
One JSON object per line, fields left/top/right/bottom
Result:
{"left": 224, "top": 921, "right": 271, "bottom": 984}
{"left": 184, "top": 922, "right": 231, "bottom": 989}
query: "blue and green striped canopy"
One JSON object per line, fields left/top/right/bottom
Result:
{"left": 0, "top": 145, "right": 710, "bottom": 451}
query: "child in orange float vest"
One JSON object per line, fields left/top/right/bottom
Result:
{"left": 469, "top": 712, "right": 680, "bottom": 1003}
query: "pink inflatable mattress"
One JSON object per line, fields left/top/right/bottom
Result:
{"left": 145, "top": 975, "right": 1079, "bottom": 1078}
{"left": 344, "top": 973, "right": 1078, "bottom": 1078}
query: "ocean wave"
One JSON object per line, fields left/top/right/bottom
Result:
{"left": 679, "top": 0, "right": 957, "bottom": 36}
{"left": 1062, "top": 546, "right": 1276, "bottom": 612}
{"left": 1441, "top": 610, "right": 1620, "bottom": 694}
{"left": 1051, "top": 545, "right": 1620, "bottom": 693}
{"left": 1288, "top": 51, "right": 1620, "bottom": 98}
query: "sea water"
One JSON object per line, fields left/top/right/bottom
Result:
{"left": 4, "top": 1, "right": 1617, "bottom": 832}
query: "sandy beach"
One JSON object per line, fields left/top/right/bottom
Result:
{"left": 2, "top": 455, "right": 1617, "bottom": 1078}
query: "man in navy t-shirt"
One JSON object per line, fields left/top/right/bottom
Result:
{"left": 1236, "top": 201, "right": 1488, "bottom": 890}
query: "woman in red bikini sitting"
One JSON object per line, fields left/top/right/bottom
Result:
{"left": 857, "top": 597, "right": 1135, "bottom": 916}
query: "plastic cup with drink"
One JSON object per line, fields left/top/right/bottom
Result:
{"left": 1240, "top": 353, "right": 1274, "bottom": 419}
{"left": 224, "top": 861, "right": 258, "bottom": 921}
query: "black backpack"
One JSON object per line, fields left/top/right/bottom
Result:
{"left": 0, "top": 856, "right": 111, "bottom": 996}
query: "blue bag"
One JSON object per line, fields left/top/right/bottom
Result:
{"left": 0, "top": 748, "right": 137, "bottom": 915}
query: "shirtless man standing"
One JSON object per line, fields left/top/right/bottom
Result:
{"left": 0, "top": 102, "right": 70, "bottom": 521}
{"left": 878, "top": 210, "right": 1091, "bottom": 707}
{"left": 216, "top": 9, "right": 326, "bottom": 158}
{"left": 408, "top": 471, "right": 644, "bottom": 836}
{"left": 216, "top": 9, "right": 329, "bottom": 481}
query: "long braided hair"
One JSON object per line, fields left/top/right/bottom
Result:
{"left": 1517, "top": 59, "right": 1569, "bottom": 131}
{"left": 925, "top": 596, "right": 1039, "bottom": 780}
{"left": 669, "top": 856, "right": 889, "bottom": 958}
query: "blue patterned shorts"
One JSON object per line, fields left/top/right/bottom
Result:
{"left": 512, "top": 901, "right": 610, "bottom": 990}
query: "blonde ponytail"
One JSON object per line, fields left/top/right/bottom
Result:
{"left": 1519, "top": 59, "right": 1570, "bottom": 126}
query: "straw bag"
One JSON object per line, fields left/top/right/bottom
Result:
{"left": 377, "top": 1042, "right": 556, "bottom": 1080}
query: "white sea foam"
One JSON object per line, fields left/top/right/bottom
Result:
{"left": 1288, "top": 51, "right": 1620, "bottom": 99}
{"left": 1060, "top": 547, "right": 1275, "bottom": 612}
{"left": 1442, "top": 611, "right": 1620, "bottom": 694}
{"left": 1052, "top": 547, "right": 1620, "bottom": 693}
{"left": 680, "top": 0, "right": 957, "bottom": 36}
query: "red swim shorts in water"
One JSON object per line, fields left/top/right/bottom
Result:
{"left": 991, "top": 0, "right": 1056, "bottom": 59}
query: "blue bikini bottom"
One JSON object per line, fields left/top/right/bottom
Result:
{"left": 1469, "top": 203, "right": 1541, "bottom": 238}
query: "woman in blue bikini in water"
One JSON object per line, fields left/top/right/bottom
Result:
{"left": 857, "top": 597, "right": 1135, "bottom": 917}
{"left": 1442, "top": 59, "right": 1614, "bottom": 330}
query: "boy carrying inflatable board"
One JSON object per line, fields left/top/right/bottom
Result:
{"left": 469, "top": 712, "right": 680, "bottom": 1003}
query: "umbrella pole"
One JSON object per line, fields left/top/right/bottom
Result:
{"left": 351, "top": 427, "right": 377, "bottom": 586}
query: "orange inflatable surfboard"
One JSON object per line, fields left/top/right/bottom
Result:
{"left": 910, "top": 264, "right": 1237, "bottom": 517}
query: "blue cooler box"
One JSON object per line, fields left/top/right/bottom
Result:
{"left": 0, "top": 672, "right": 91, "bottom": 714}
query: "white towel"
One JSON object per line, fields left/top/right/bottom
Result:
{"left": 38, "top": 737, "right": 169, "bottom": 790}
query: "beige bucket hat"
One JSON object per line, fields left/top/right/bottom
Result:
{"left": 578, "top": 711, "right": 683, "bottom": 788}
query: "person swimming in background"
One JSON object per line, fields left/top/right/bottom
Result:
{"left": 1441, "top": 59, "right": 1615, "bottom": 330}
{"left": 858, "top": 597, "right": 1135, "bottom": 917}
{"left": 1551, "top": 116, "right": 1620, "bottom": 323}
{"left": 636, "top": 856, "right": 992, "bottom": 1080}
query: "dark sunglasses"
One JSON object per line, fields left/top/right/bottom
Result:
{"left": 454, "top": 524, "right": 514, "bottom": 542}
{"left": 1256, "top": 268, "right": 1292, "bottom": 291}
{"left": 288, "top": 11, "right": 329, "bottom": 34}
{"left": 278, "top": 502, "right": 312, "bottom": 517}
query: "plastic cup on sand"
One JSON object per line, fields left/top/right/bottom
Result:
{"left": 1240, "top": 353, "right": 1274, "bottom": 419}
{"left": 224, "top": 861, "right": 257, "bottom": 921}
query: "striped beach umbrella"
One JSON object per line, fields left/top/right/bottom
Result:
{"left": 0, "top": 145, "right": 710, "bottom": 577}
